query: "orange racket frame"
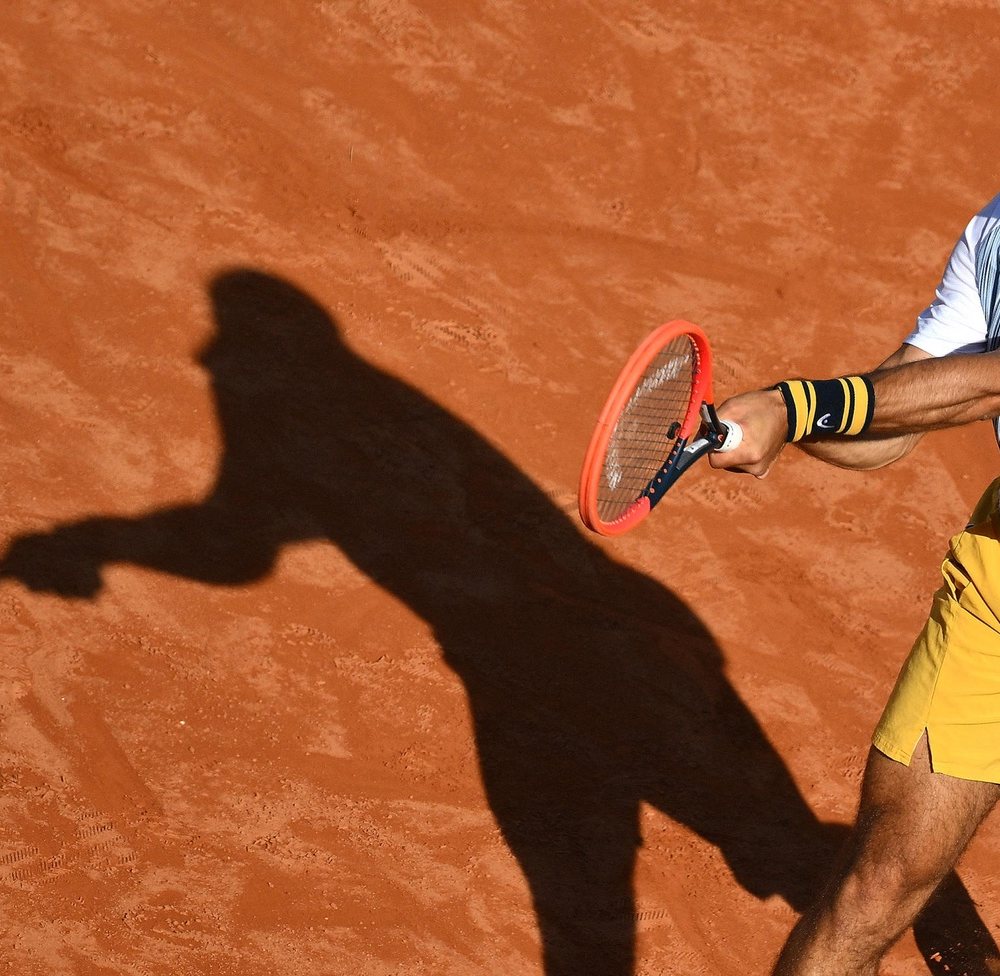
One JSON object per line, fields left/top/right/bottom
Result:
{"left": 579, "top": 320, "right": 738, "bottom": 536}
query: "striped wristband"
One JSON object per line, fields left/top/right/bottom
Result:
{"left": 774, "top": 376, "right": 876, "bottom": 442}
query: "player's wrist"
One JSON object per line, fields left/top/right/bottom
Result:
{"left": 774, "top": 376, "right": 875, "bottom": 442}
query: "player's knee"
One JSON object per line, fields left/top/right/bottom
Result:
{"left": 834, "top": 850, "right": 942, "bottom": 925}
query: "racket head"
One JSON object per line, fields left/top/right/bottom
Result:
{"left": 579, "top": 320, "right": 714, "bottom": 536}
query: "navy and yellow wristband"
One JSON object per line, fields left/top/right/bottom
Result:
{"left": 774, "top": 376, "right": 876, "bottom": 442}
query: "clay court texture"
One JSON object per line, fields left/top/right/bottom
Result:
{"left": 2, "top": 2, "right": 1000, "bottom": 974}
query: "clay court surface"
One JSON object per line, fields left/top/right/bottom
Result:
{"left": 3, "top": 2, "right": 1000, "bottom": 973}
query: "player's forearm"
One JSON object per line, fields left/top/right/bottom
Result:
{"left": 796, "top": 353, "right": 1000, "bottom": 469}
{"left": 795, "top": 432, "right": 920, "bottom": 471}
{"left": 865, "top": 351, "right": 1000, "bottom": 433}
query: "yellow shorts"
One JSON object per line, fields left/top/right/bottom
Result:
{"left": 872, "top": 477, "right": 1000, "bottom": 785}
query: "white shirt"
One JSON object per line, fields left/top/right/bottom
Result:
{"left": 905, "top": 192, "right": 1000, "bottom": 446}
{"left": 905, "top": 192, "right": 1000, "bottom": 357}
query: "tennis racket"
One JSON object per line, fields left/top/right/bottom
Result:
{"left": 579, "top": 320, "right": 742, "bottom": 536}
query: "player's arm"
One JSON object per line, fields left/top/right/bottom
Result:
{"left": 711, "top": 347, "right": 1000, "bottom": 478}
{"left": 864, "top": 346, "right": 1000, "bottom": 431}
{"left": 793, "top": 343, "right": 932, "bottom": 470}
{"left": 713, "top": 200, "right": 997, "bottom": 479}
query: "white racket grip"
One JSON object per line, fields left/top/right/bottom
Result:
{"left": 716, "top": 420, "right": 743, "bottom": 453}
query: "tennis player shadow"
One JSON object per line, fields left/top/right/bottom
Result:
{"left": 0, "top": 269, "right": 993, "bottom": 976}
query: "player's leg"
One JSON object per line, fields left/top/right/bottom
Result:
{"left": 772, "top": 734, "right": 999, "bottom": 976}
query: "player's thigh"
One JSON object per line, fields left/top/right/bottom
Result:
{"left": 849, "top": 735, "right": 999, "bottom": 892}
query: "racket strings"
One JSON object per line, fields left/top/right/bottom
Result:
{"left": 597, "top": 336, "right": 697, "bottom": 522}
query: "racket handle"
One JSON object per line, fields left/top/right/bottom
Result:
{"left": 716, "top": 420, "right": 743, "bottom": 453}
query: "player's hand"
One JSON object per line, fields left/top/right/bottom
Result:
{"left": 709, "top": 389, "right": 787, "bottom": 478}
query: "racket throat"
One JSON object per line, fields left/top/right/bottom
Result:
{"left": 700, "top": 402, "right": 729, "bottom": 449}
{"left": 643, "top": 436, "right": 705, "bottom": 507}
{"left": 681, "top": 403, "right": 729, "bottom": 464}
{"left": 641, "top": 406, "right": 725, "bottom": 509}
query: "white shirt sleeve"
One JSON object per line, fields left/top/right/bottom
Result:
{"left": 905, "top": 216, "right": 988, "bottom": 356}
